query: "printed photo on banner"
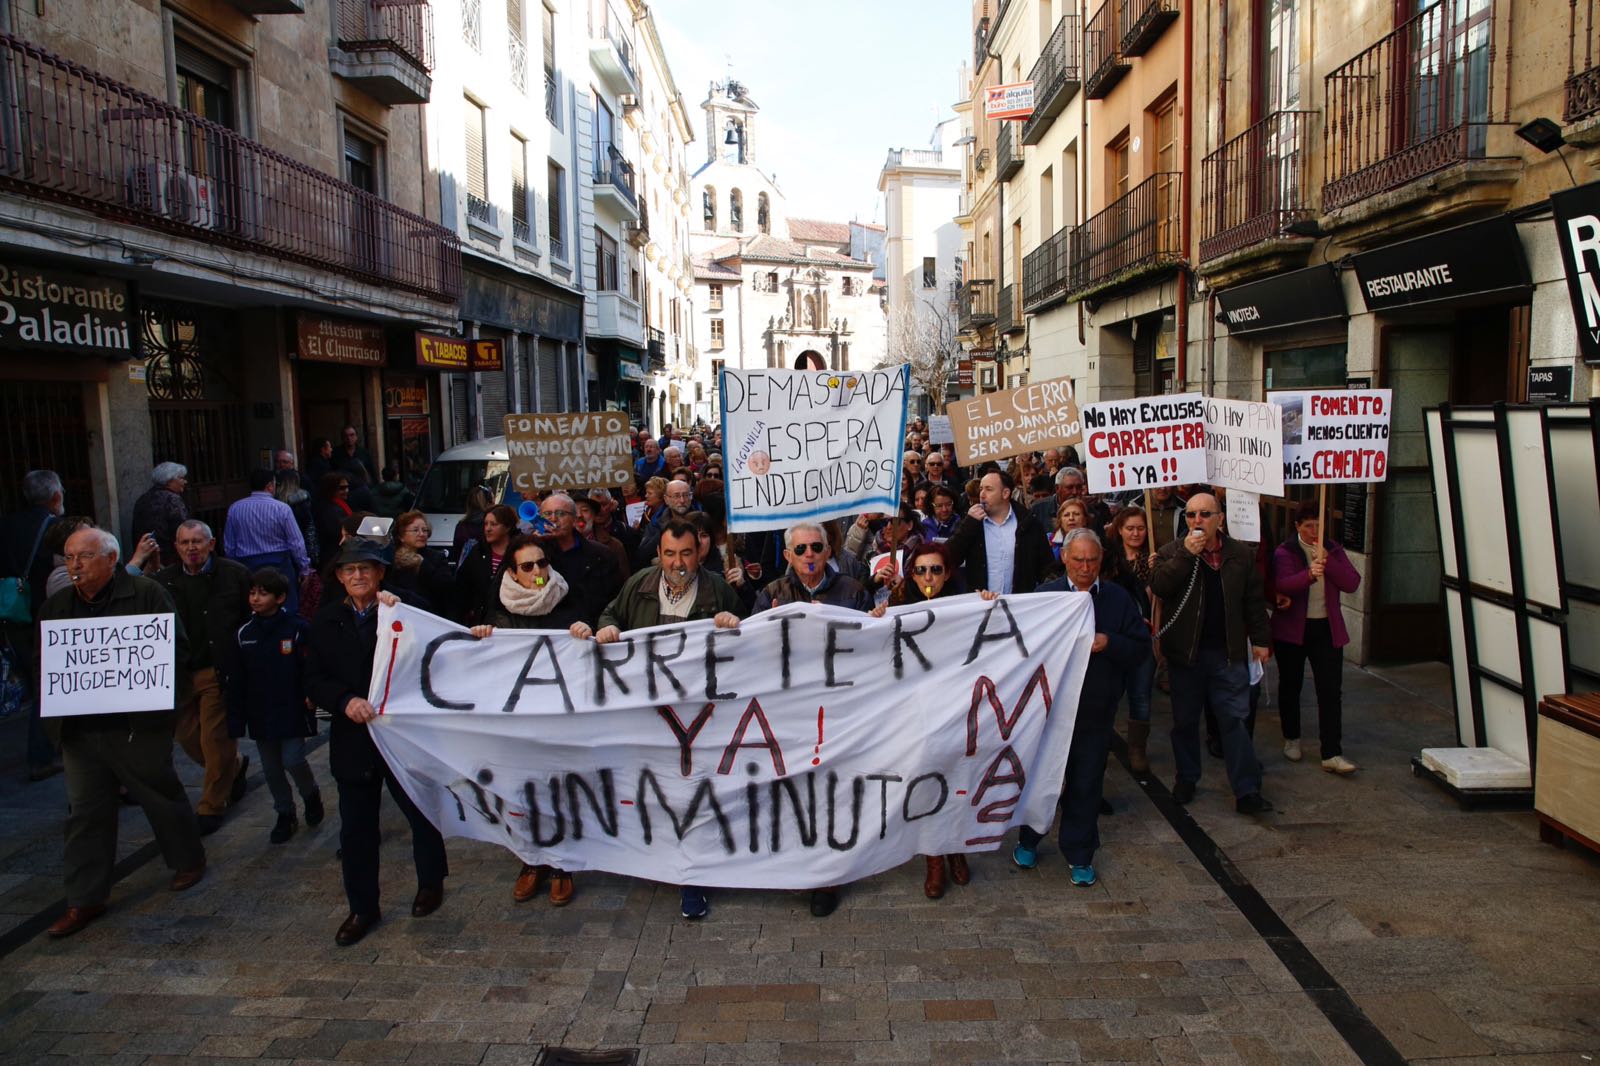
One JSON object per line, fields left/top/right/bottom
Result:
{"left": 1203, "top": 397, "right": 1285, "bottom": 497}
{"left": 1269, "top": 389, "right": 1392, "bottom": 484}
{"left": 1080, "top": 392, "right": 1207, "bottom": 494}
{"left": 504, "top": 411, "right": 634, "bottom": 493}
{"left": 364, "top": 595, "right": 1095, "bottom": 890}
{"left": 39, "top": 612, "right": 177, "bottom": 717}
{"left": 945, "top": 377, "right": 1083, "bottom": 466}
{"left": 720, "top": 366, "right": 909, "bottom": 533}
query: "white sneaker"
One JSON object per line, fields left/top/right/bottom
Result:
{"left": 1321, "top": 755, "right": 1358, "bottom": 775}
{"left": 1283, "top": 739, "right": 1303, "bottom": 762}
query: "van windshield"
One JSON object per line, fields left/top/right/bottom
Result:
{"left": 413, "top": 459, "right": 510, "bottom": 515}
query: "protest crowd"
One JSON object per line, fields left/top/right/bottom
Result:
{"left": 0, "top": 410, "right": 1362, "bottom": 946}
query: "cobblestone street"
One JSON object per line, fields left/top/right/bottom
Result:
{"left": 1, "top": 662, "right": 1597, "bottom": 1064}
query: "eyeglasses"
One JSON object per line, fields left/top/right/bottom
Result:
{"left": 62, "top": 552, "right": 109, "bottom": 564}
{"left": 912, "top": 564, "right": 945, "bottom": 576}
{"left": 514, "top": 559, "right": 551, "bottom": 572}
{"left": 541, "top": 510, "right": 574, "bottom": 520}
{"left": 1185, "top": 510, "right": 1217, "bottom": 520}
{"left": 791, "top": 541, "right": 826, "bottom": 556}
{"left": 406, "top": 525, "right": 431, "bottom": 536}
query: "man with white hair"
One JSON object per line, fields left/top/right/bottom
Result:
{"left": 39, "top": 526, "right": 206, "bottom": 938}
{"left": 131, "top": 461, "right": 190, "bottom": 567}
{"left": 662, "top": 445, "right": 685, "bottom": 476}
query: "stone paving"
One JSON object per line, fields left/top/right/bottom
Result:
{"left": 1, "top": 661, "right": 1598, "bottom": 1064}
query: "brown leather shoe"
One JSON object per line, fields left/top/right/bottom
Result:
{"left": 549, "top": 870, "right": 574, "bottom": 907}
{"left": 47, "top": 904, "right": 106, "bottom": 939}
{"left": 512, "top": 863, "right": 547, "bottom": 903}
{"left": 923, "top": 855, "right": 946, "bottom": 899}
{"left": 169, "top": 864, "right": 205, "bottom": 892}
{"left": 411, "top": 885, "right": 443, "bottom": 918}
{"left": 335, "top": 911, "right": 380, "bottom": 946}
{"left": 947, "top": 854, "right": 971, "bottom": 886}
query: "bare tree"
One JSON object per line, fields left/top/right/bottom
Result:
{"left": 878, "top": 290, "right": 961, "bottom": 412}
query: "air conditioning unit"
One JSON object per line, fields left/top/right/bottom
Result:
{"left": 619, "top": 93, "right": 639, "bottom": 110}
{"left": 127, "top": 162, "right": 217, "bottom": 229}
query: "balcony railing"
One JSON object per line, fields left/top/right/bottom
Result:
{"left": 996, "top": 123, "right": 1023, "bottom": 180}
{"left": 1084, "top": 0, "right": 1129, "bottom": 99}
{"left": 0, "top": 32, "right": 459, "bottom": 301}
{"left": 1119, "top": 0, "right": 1178, "bottom": 57}
{"left": 625, "top": 197, "right": 649, "bottom": 247}
{"left": 1568, "top": 0, "right": 1600, "bottom": 121}
{"left": 544, "top": 69, "right": 559, "bottom": 124}
{"left": 1022, "top": 224, "right": 1076, "bottom": 312}
{"left": 647, "top": 327, "right": 666, "bottom": 369}
{"left": 957, "top": 278, "right": 996, "bottom": 333}
{"left": 512, "top": 217, "right": 531, "bottom": 245}
{"left": 974, "top": 16, "right": 991, "bottom": 68}
{"left": 337, "top": 0, "right": 434, "bottom": 72}
{"left": 1073, "top": 173, "right": 1182, "bottom": 295}
{"left": 1323, "top": 0, "right": 1507, "bottom": 212}
{"left": 1022, "top": 15, "right": 1081, "bottom": 145}
{"left": 508, "top": 31, "right": 528, "bottom": 93}
{"left": 996, "top": 283, "right": 1020, "bottom": 333}
{"left": 1199, "top": 110, "right": 1317, "bottom": 263}
{"left": 466, "top": 192, "right": 496, "bottom": 229}
{"left": 885, "top": 147, "right": 946, "bottom": 169}
{"left": 594, "top": 142, "right": 636, "bottom": 205}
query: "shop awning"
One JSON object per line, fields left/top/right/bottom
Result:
{"left": 1214, "top": 264, "right": 1346, "bottom": 335}
{"left": 1350, "top": 214, "right": 1531, "bottom": 313}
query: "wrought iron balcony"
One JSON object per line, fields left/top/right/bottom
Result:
{"left": 544, "top": 68, "right": 559, "bottom": 124}
{"left": 996, "top": 283, "right": 1023, "bottom": 334}
{"left": 1119, "top": 0, "right": 1178, "bottom": 57}
{"left": 975, "top": 147, "right": 991, "bottom": 174}
{"left": 957, "top": 278, "right": 996, "bottom": 333}
{"left": 589, "top": 6, "right": 638, "bottom": 94}
{"left": 1072, "top": 173, "right": 1182, "bottom": 296}
{"left": 625, "top": 197, "right": 649, "bottom": 247}
{"left": 466, "top": 192, "right": 496, "bottom": 229}
{"left": 1568, "top": 0, "right": 1600, "bottom": 121}
{"left": 593, "top": 142, "right": 638, "bottom": 217}
{"left": 1199, "top": 110, "right": 1317, "bottom": 263}
{"left": 508, "top": 30, "right": 528, "bottom": 94}
{"left": 1084, "top": 0, "right": 1129, "bottom": 99}
{"left": 0, "top": 32, "right": 459, "bottom": 301}
{"left": 974, "top": 16, "right": 991, "bottom": 68}
{"left": 332, "top": 0, "right": 434, "bottom": 105}
{"left": 996, "top": 123, "right": 1023, "bottom": 180}
{"left": 1022, "top": 15, "right": 1081, "bottom": 145}
{"left": 1323, "top": 0, "right": 1507, "bottom": 212}
{"left": 647, "top": 327, "right": 666, "bottom": 370}
{"left": 1022, "top": 225, "right": 1076, "bottom": 313}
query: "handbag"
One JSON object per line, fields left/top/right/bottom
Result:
{"left": 0, "top": 515, "right": 52, "bottom": 625}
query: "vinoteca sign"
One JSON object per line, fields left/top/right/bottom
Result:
{"left": 0, "top": 262, "right": 133, "bottom": 356}
{"left": 366, "top": 595, "right": 1094, "bottom": 888}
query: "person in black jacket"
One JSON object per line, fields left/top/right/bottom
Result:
{"left": 945, "top": 471, "right": 1054, "bottom": 594}
{"left": 305, "top": 539, "right": 447, "bottom": 947}
{"left": 536, "top": 494, "right": 619, "bottom": 628}
{"left": 453, "top": 504, "right": 518, "bottom": 624}
{"left": 1015, "top": 528, "right": 1150, "bottom": 886}
{"left": 228, "top": 568, "right": 323, "bottom": 844}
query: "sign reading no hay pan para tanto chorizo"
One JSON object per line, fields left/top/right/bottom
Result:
{"left": 1202, "top": 397, "right": 1285, "bottom": 497}
{"left": 503, "top": 412, "right": 634, "bottom": 493}
{"left": 1269, "top": 389, "right": 1393, "bottom": 484}
{"left": 720, "top": 366, "right": 909, "bottom": 534}
{"left": 1080, "top": 393, "right": 1208, "bottom": 495}
{"left": 39, "top": 613, "right": 177, "bottom": 717}
{"left": 945, "top": 376, "right": 1083, "bottom": 466}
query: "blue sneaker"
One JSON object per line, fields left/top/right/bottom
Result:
{"left": 679, "top": 886, "right": 709, "bottom": 920}
{"left": 1012, "top": 843, "right": 1037, "bottom": 870}
{"left": 1069, "top": 864, "right": 1097, "bottom": 887}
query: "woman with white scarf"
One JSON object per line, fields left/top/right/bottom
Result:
{"left": 469, "top": 534, "right": 585, "bottom": 906}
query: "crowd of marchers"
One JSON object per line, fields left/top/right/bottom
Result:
{"left": 0, "top": 417, "right": 1360, "bottom": 946}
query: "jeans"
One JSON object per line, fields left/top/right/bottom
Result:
{"left": 257, "top": 736, "right": 320, "bottom": 816}
{"left": 1276, "top": 619, "right": 1345, "bottom": 758}
{"left": 1124, "top": 654, "right": 1156, "bottom": 724}
{"left": 1019, "top": 697, "right": 1117, "bottom": 865}
{"left": 1170, "top": 648, "right": 1262, "bottom": 798}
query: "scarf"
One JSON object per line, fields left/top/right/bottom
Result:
{"left": 498, "top": 564, "right": 569, "bottom": 617}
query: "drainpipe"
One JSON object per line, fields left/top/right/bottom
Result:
{"left": 1176, "top": 0, "right": 1194, "bottom": 390}
{"left": 1078, "top": 0, "right": 1089, "bottom": 351}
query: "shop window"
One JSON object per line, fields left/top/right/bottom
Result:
{"left": 1263, "top": 343, "right": 1347, "bottom": 391}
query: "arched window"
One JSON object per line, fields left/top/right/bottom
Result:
{"left": 730, "top": 189, "right": 743, "bottom": 233}
{"left": 703, "top": 186, "right": 716, "bottom": 229}
{"left": 757, "top": 192, "right": 770, "bottom": 234}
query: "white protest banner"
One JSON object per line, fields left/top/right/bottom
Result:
{"left": 927, "top": 415, "right": 954, "bottom": 446}
{"left": 504, "top": 411, "right": 633, "bottom": 493}
{"left": 1080, "top": 393, "right": 1207, "bottom": 494}
{"left": 1204, "top": 397, "right": 1285, "bottom": 496}
{"left": 945, "top": 377, "right": 1083, "bottom": 466}
{"left": 721, "top": 366, "right": 909, "bottom": 533}
{"left": 1226, "top": 489, "right": 1262, "bottom": 543}
{"left": 39, "top": 612, "right": 177, "bottom": 717}
{"left": 1269, "top": 389, "right": 1393, "bottom": 484}
{"left": 366, "top": 594, "right": 1094, "bottom": 889}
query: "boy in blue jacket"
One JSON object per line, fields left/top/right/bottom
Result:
{"left": 228, "top": 568, "right": 323, "bottom": 843}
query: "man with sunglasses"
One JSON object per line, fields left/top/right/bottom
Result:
{"left": 1149, "top": 492, "right": 1274, "bottom": 815}
{"left": 539, "top": 493, "right": 620, "bottom": 629}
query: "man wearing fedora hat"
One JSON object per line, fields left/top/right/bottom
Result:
{"left": 304, "top": 539, "right": 448, "bottom": 946}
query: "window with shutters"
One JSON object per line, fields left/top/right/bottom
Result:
{"left": 710, "top": 319, "right": 724, "bottom": 348}
{"left": 507, "top": 0, "right": 528, "bottom": 93}
{"left": 173, "top": 36, "right": 248, "bottom": 179}
{"left": 596, "top": 226, "right": 619, "bottom": 290}
{"left": 547, "top": 162, "right": 566, "bottom": 260}
{"left": 510, "top": 133, "right": 531, "bottom": 245}
{"left": 465, "top": 98, "right": 495, "bottom": 229}
{"left": 708, "top": 283, "right": 723, "bottom": 310}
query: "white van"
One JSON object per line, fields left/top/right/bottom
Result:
{"left": 412, "top": 436, "right": 512, "bottom": 559}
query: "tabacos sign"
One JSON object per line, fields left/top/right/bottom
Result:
{"left": 1552, "top": 180, "right": 1600, "bottom": 366}
{"left": 0, "top": 261, "right": 134, "bottom": 356}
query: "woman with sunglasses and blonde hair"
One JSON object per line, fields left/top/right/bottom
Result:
{"left": 468, "top": 534, "right": 586, "bottom": 908}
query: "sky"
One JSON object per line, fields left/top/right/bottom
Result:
{"left": 650, "top": 0, "right": 971, "bottom": 226}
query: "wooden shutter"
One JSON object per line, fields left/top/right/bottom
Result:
{"left": 465, "top": 100, "right": 487, "bottom": 199}
{"left": 510, "top": 135, "right": 528, "bottom": 227}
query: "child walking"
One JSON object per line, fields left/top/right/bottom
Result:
{"left": 228, "top": 568, "right": 324, "bottom": 843}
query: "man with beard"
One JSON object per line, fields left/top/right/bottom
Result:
{"left": 570, "top": 520, "right": 742, "bottom": 921}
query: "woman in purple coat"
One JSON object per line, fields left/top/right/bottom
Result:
{"left": 1271, "top": 500, "right": 1362, "bottom": 774}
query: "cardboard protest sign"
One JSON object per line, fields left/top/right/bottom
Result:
{"left": 1204, "top": 397, "right": 1285, "bottom": 496}
{"left": 503, "top": 412, "right": 633, "bottom": 493}
{"left": 367, "top": 594, "right": 1094, "bottom": 889}
{"left": 1269, "top": 389, "right": 1393, "bottom": 484}
{"left": 721, "top": 366, "right": 909, "bottom": 533}
{"left": 945, "top": 377, "right": 1082, "bottom": 466}
{"left": 1080, "top": 393, "right": 1207, "bottom": 494}
{"left": 39, "top": 613, "right": 177, "bottom": 716}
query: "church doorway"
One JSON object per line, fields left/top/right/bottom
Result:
{"left": 795, "top": 350, "right": 826, "bottom": 370}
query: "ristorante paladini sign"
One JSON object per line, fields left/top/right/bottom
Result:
{"left": 0, "top": 260, "right": 134, "bottom": 357}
